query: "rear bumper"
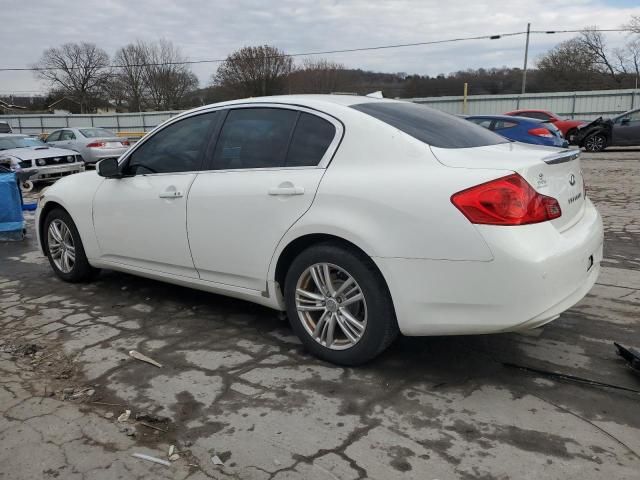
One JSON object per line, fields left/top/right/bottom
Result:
{"left": 374, "top": 199, "right": 603, "bottom": 336}
{"left": 83, "top": 148, "right": 128, "bottom": 164}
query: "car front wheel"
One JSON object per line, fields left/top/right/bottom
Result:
{"left": 44, "top": 208, "right": 98, "bottom": 282}
{"left": 284, "top": 242, "right": 398, "bottom": 366}
{"left": 583, "top": 133, "right": 607, "bottom": 152}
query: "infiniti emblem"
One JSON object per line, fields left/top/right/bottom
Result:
{"left": 569, "top": 174, "right": 576, "bottom": 186}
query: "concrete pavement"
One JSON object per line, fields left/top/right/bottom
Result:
{"left": 1, "top": 148, "right": 639, "bottom": 479}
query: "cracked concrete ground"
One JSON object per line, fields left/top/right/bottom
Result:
{"left": 1, "top": 148, "right": 639, "bottom": 480}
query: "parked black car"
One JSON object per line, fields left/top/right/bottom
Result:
{"left": 577, "top": 108, "right": 640, "bottom": 152}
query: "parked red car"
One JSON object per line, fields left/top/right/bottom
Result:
{"left": 504, "top": 109, "right": 585, "bottom": 142}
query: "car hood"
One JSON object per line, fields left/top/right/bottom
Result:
{"left": 0, "top": 146, "right": 79, "bottom": 160}
{"left": 577, "top": 117, "right": 612, "bottom": 131}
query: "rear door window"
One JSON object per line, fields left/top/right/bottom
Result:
{"left": 212, "top": 108, "right": 298, "bottom": 170}
{"left": 468, "top": 118, "right": 493, "bottom": 129}
{"left": 352, "top": 102, "right": 507, "bottom": 148}
{"left": 493, "top": 120, "right": 518, "bottom": 130}
{"left": 60, "top": 130, "right": 76, "bottom": 140}
{"left": 519, "top": 111, "right": 551, "bottom": 121}
{"left": 285, "top": 113, "right": 336, "bottom": 167}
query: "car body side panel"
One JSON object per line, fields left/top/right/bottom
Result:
{"left": 268, "top": 119, "right": 498, "bottom": 281}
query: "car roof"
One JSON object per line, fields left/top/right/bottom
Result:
{"left": 467, "top": 114, "right": 542, "bottom": 123}
{"left": 0, "top": 133, "right": 26, "bottom": 138}
{"left": 188, "top": 94, "right": 403, "bottom": 115}
{"left": 615, "top": 107, "right": 640, "bottom": 118}
{"left": 506, "top": 109, "right": 551, "bottom": 114}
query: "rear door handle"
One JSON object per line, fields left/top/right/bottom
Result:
{"left": 159, "top": 191, "right": 183, "bottom": 199}
{"left": 268, "top": 186, "right": 305, "bottom": 196}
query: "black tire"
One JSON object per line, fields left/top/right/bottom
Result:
{"left": 284, "top": 242, "right": 398, "bottom": 366}
{"left": 583, "top": 133, "right": 607, "bottom": 152}
{"left": 566, "top": 128, "right": 578, "bottom": 145}
{"left": 43, "top": 208, "right": 99, "bottom": 282}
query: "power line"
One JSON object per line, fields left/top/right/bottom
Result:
{"left": 0, "top": 27, "right": 633, "bottom": 73}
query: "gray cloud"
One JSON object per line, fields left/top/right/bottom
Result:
{"left": 0, "top": 0, "right": 637, "bottom": 94}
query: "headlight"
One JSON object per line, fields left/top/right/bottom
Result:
{"left": 67, "top": 155, "right": 74, "bottom": 163}
{"left": 36, "top": 158, "right": 46, "bottom": 166}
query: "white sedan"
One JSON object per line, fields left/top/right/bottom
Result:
{"left": 36, "top": 95, "right": 603, "bottom": 365}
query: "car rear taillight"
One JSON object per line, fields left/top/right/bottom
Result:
{"left": 87, "top": 141, "right": 106, "bottom": 148}
{"left": 121, "top": 140, "right": 130, "bottom": 146}
{"left": 528, "top": 127, "right": 554, "bottom": 138}
{"left": 451, "top": 173, "right": 562, "bottom": 225}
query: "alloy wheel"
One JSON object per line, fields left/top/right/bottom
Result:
{"left": 295, "top": 263, "right": 367, "bottom": 350}
{"left": 585, "top": 135, "right": 605, "bottom": 152}
{"left": 47, "top": 219, "right": 75, "bottom": 273}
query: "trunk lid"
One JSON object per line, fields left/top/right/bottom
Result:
{"left": 431, "top": 142, "right": 586, "bottom": 231}
{"left": 88, "top": 137, "right": 128, "bottom": 148}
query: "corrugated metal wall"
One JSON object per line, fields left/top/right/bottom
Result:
{"left": 2, "top": 89, "right": 638, "bottom": 134}
{"left": 409, "top": 89, "right": 639, "bottom": 119}
{"left": 1, "top": 111, "right": 182, "bottom": 135}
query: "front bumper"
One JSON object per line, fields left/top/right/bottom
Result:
{"left": 374, "top": 199, "right": 604, "bottom": 336}
{"left": 23, "top": 163, "right": 85, "bottom": 182}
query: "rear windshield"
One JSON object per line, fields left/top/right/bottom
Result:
{"left": 351, "top": 102, "right": 508, "bottom": 148}
{"left": 79, "top": 128, "right": 115, "bottom": 138}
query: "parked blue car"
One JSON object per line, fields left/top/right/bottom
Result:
{"left": 465, "top": 115, "right": 569, "bottom": 148}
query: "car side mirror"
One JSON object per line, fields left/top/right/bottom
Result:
{"left": 97, "top": 158, "right": 121, "bottom": 178}
{"left": 621, "top": 118, "right": 630, "bottom": 125}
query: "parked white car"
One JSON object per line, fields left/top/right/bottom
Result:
{"left": 36, "top": 95, "right": 603, "bottom": 365}
{"left": 0, "top": 134, "right": 84, "bottom": 189}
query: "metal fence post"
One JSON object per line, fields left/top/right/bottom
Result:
{"left": 571, "top": 93, "right": 577, "bottom": 119}
{"left": 17, "top": 116, "right": 22, "bottom": 134}
{"left": 65, "top": 116, "right": 69, "bottom": 127}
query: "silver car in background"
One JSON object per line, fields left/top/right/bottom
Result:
{"left": 45, "top": 127, "right": 130, "bottom": 165}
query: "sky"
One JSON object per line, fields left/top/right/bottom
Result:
{"left": 0, "top": 0, "right": 638, "bottom": 95}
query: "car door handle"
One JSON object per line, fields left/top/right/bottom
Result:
{"left": 159, "top": 191, "right": 183, "bottom": 199}
{"left": 268, "top": 186, "right": 305, "bottom": 196}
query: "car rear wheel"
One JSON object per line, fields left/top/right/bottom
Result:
{"left": 44, "top": 209, "right": 98, "bottom": 282}
{"left": 284, "top": 242, "right": 398, "bottom": 366}
{"left": 583, "top": 133, "right": 607, "bottom": 152}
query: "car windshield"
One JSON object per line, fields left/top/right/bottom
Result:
{"left": 79, "top": 128, "right": 115, "bottom": 138}
{"left": 0, "top": 136, "right": 47, "bottom": 150}
{"left": 351, "top": 102, "right": 508, "bottom": 148}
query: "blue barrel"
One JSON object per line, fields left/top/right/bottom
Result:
{"left": 0, "top": 172, "right": 24, "bottom": 241}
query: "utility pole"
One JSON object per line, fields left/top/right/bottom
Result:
{"left": 463, "top": 82, "right": 468, "bottom": 114}
{"left": 521, "top": 23, "right": 531, "bottom": 95}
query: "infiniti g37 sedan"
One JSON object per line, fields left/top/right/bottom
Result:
{"left": 36, "top": 95, "right": 604, "bottom": 365}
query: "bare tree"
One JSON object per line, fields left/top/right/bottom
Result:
{"left": 142, "top": 39, "right": 199, "bottom": 110}
{"left": 34, "top": 43, "right": 111, "bottom": 113}
{"left": 578, "top": 28, "right": 621, "bottom": 82}
{"left": 112, "top": 42, "right": 148, "bottom": 112}
{"left": 289, "top": 58, "right": 347, "bottom": 94}
{"left": 626, "top": 15, "right": 640, "bottom": 34}
{"left": 212, "top": 45, "right": 294, "bottom": 98}
{"left": 536, "top": 38, "right": 603, "bottom": 90}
